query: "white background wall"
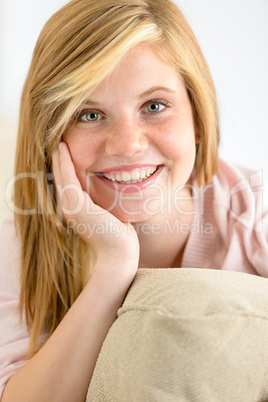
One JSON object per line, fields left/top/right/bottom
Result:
{"left": 0, "top": 0, "right": 267, "bottom": 225}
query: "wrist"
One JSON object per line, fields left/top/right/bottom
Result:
{"left": 91, "top": 254, "right": 138, "bottom": 289}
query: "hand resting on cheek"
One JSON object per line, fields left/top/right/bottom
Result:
{"left": 52, "top": 142, "right": 140, "bottom": 268}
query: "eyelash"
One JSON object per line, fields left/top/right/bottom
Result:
{"left": 143, "top": 99, "right": 170, "bottom": 115}
{"left": 74, "top": 109, "right": 101, "bottom": 123}
{"left": 74, "top": 99, "right": 170, "bottom": 124}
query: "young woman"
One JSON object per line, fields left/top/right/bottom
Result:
{"left": 1, "top": 0, "right": 267, "bottom": 400}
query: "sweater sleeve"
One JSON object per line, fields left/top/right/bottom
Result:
{"left": 0, "top": 217, "right": 30, "bottom": 398}
{"left": 212, "top": 160, "right": 268, "bottom": 276}
{"left": 182, "top": 159, "right": 268, "bottom": 275}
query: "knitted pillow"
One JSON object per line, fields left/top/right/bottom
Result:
{"left": 87, "top": 268, "right": 268, "bottom": 401}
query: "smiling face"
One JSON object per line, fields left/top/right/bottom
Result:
{"left": 63, "top": 45, "right": 197, "bottom": 222}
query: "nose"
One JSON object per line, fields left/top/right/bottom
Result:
{"left": 105, "top": 118, "right": 148, "bottom": 157}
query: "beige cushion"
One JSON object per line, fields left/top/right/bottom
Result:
{"left": 87, "top": 268, "right": 268, "bottom": 401}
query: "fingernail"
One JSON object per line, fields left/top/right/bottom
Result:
{"left": 59, "top": 143, "right": 63, "bottom": 152}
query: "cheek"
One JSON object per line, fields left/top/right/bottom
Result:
{"left": 154, "top": 117, "right": 196, "bottom": 162}
{"left": 63, "top": 132, "right": 101, "bottom": 184}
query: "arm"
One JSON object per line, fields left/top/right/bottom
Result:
{"left": 2, "top": 258, "right": 135, "bottom": 402}
{"left": 2, "top": 143, "right": 139, "bottom": 402}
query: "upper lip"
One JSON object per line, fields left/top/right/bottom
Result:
{"left": 96, "top": 164, "right": 162, "bottom": 173}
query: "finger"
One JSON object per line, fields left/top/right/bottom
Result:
{"left": 59, "top": 142, "right": 81, "bottom": 188}
{"left": 58, "top": 142, "right": 85, "bottom": 218}
{"left": 52, "top": 146, "right": 63, "bottom": 186}
{"left": 52, "top": 146, "right": 65, "bottom": 219}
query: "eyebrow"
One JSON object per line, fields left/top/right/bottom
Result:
{"left": 82, "top": 86, "right": 176, "bottom": 106}
{"left": 81, "top": 98, "right": 101, "bottom": 106}
{"left": 138, "top": 86, "right": 176, "bottom": 99}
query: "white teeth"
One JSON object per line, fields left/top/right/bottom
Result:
{"left": 140, "top": 171, "right": 146, "bottom": 179}
{"left": 122, "top": 172, "right": 131, "bottom": 182}
{"left": 102, "top": 166, "right": 158, "bottom": 183}
{"left": 131, "top": 171, "right": 140, "bottom": 181}
{"left": 116, "top": 173, "right": 121, "bottom": 181}
{"left": 145, "top": 168, "right": 151, "bottom": 177}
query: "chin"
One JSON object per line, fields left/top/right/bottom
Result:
{"left": 91, "top": 188, "right": 164, "bottom": 223}
{"left": 106, "top": 205, "right": 155, "bottom": 224}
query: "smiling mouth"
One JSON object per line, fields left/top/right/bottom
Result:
{"left": 96, "top": 165, "right": 160, "bottom": 184}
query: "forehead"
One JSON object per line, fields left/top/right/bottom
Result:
{"left": 86, "top": 45, "right": 187, "bottom": 100}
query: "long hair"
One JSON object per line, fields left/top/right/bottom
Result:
{"left": 14, "top": 0, "right": 219, "bottom": 355}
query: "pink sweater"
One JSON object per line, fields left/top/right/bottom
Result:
{"left": 0, "top": 159, "right": 268, "bottom": 396}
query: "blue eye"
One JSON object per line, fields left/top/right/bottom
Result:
{"left": 146, "top": 101, "right": 168, "bottom": 114}
{"left": 78, "top": 111, "right": 102, "bottom": 122}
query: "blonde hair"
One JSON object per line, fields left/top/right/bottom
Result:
{"left": 14, "top": 0, "right": 219, "bottom": 355}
